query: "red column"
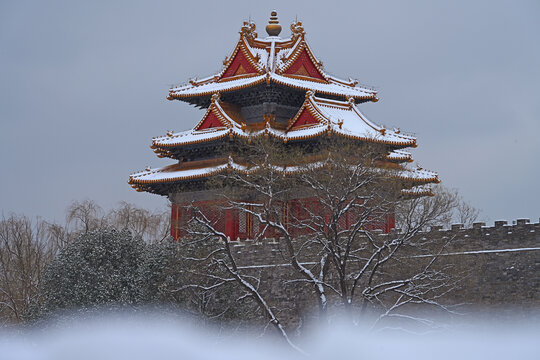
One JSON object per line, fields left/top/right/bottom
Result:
{"left": 225, "top": 208, "right": 238, "bottom": 240}
{"left": 283, "top": 201, "right": 289, "bottom": 234}
{"left": 170, "top": 203, "right": 179, "bottom": 240}
{"left": 385, "top": 212, "right": 396, "bottom": 233}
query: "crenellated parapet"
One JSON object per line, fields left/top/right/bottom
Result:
{"left": 224, "top": 217, "right": 540, "bottom": 310}
{"left": 229, "top": 218, "right": 540, "bottom": 253}
{"left": 419, "top": 218, "right": 540, "bottom": 254}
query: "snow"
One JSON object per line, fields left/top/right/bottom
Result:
{"left": 130, "top": 163, "right": 231, "bottom": 182}
{"left": 270, "top": 73, "right": 374, "bottom": 98}
{"left": 156, "top": 94, "right": 415, "bottom": 149}
{"left": 312, "top": 99, "right": 415, "bottom": 145}
{"left": 274, "top": 46, "right": 294, "bottom": 69}
{"left": 130, "top": 156, "right": 437, "bottom": 185}
{"left": 387, "top": 150, "right": 412, "bottom": 161}
{"left": 170, "top": 75, "right": 267, "bottom": 97}
{"left": 278, "top": 123, "right": 328, "bottom": 140}
{"left": 2, "top": 311, "right": 539, "bottom": 360}
{"left": 153, "top": 128, "right": 231, "bottom": 146}
{"left": 397, "top": 168, "right": 438, "bottom": 181}
{"left": 413, "top": 247, "right": 540, "bottom": 258}
{"left": 401, "top": 185, "right": 433, "bottom": 195}
{"left": 276, "top": 94, "right": 418, "bottom": 147}
{"left": 238, "top": 262, "right": 317, "bottom": 270}
{"left": 169, "top": 73, "right": 375, "bottom": 99}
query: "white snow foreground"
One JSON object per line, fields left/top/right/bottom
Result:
{"left": 1, "top": 311, "right": 539, "bottom": 360}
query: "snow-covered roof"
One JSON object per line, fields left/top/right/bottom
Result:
{"left": 167, "top": 21, "right": 377, "bottom": 102}
{"left": 169, "top": 73, "right": 375, "bottom": 100}
{"left": 293, "top": 93, "right": 417, "bottom": 146}
{"left": 386, "top": 150, "right": 413, "bottom": 162}
{"left": 129, "top": 156, "right": 438, "bottom": 194}
{"left": 153, "top": 93, "right": 416, "bottom": 158}
{"left": 130, "top": 162, "right": 232, "bottom": 185}
{"left": 169, "top": 75, "right": 267, "bottom": 99}
{"left": 401, "top": 185, "right": 435, "bottom": 197}
{"left": 394, "top": 168, "right": 439, "bottom": 183}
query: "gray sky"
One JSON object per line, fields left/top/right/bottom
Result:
{"left": 1, "top": 0, "right": 539, "bottom": 224}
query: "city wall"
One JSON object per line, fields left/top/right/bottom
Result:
{"left": 226, "top": 218, "right": 539, "bottom": 323}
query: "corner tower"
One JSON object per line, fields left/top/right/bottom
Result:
{"left": 128, "top": 12, "right": 439, "bottom": 240}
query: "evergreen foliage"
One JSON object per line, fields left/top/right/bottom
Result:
{"left": 37, "top": 229, "right": 147, "bottom": 315}
{"left": 26, "top": 228, "right": 260, "bottom": 327}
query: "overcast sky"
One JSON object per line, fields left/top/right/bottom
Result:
{"left": 1, "top": 0, "right": 539, "bottom": 224}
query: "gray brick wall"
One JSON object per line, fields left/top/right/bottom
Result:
{"left": 225, "top": 219, "right": 539, "bottom": 324}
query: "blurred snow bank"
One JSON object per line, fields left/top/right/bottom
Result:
{"left": 1, "top": 310, "right": 539, "bottom": 360}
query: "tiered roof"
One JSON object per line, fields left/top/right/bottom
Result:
{"left": 129, "top": 156, "right": 438, "bottom": 195}
{"left": 168, "top": 20, "right": 377, "bottom": 105}
{"left": 129, "top": 12, "right": 439, "bottom": 196}
{"left": 150, "top": 92, "right": 415, "bottom": 159}
{"left": 130, "top": 92, "right": 437, "bottom": 194}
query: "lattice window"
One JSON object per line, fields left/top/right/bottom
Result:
{"left": 214, "top": 208, "right": 226, "bottom": 234}
{"left": 239, "top": 209, "right": 247, "bottom": 233}
{"left": 253, "top": 213, "right": 259, "bottom": 237}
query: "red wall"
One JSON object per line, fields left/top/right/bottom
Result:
{"left": 171, "top": 198, "right": 395, "bottom": 241}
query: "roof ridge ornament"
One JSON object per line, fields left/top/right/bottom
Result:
{"left": 265, "top": 10, "right": 282, "bottom": 37}
{"left": 240, "top": 21, "right": 257, "bottom": 40}
{"left": 290, "top": 20, "right": 305, "bottom": 40}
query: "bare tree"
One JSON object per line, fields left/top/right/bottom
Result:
{"left": 66, "top": 199, "right": 106, "bottom": 234}
{"left": 0, "top": 215, "right": 58, "bottom": 323}
{"left": 455, "top": 194, "right": 481, "bottom": 227}
{"left": 177, "top": 138, "right": 468, "bottom": 343}
{"left": 66, "top": 199, "right": 170, "bottom": 243}
{"left": 45, "top": 222, "right": 72, "bottom": 250}
{"left": 109, "top": 202, "right": 170, "bottom": 243}
{"left": 183, "top": 206, "right": 305, "bottom": 352}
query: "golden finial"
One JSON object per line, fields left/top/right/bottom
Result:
{"left": 266, "top": 10, "right": 282, "bottom": 37}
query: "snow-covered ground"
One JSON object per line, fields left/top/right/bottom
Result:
{"left": 1, "top": 310, "right": 539, "bottom": 360}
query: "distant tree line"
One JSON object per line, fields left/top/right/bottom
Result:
{"left": 1, "top": 201, "right": 261, "bottom": 327}
{"left": 0, "top": 201, "right": 170, "bottom": 324}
